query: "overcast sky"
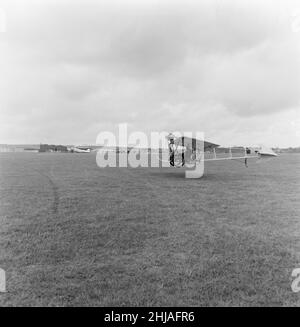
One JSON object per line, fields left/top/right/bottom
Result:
{"left": 0, "top": 0, "right": 299, "bottom": 147}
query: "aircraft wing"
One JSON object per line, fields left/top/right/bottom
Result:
{"left": 174, "top": 136, "right": 219, "bottom": 151}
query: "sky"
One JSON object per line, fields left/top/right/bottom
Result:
{"left": 0, "top": 0, "right": 299, "bottom": 147}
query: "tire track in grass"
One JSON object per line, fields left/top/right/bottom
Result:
{"left": 33, "top": 169, "right": 59, "bottom": 216}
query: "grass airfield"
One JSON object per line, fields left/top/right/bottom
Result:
{"left": 0, "top": 152, "right": 299, "bottom": 306}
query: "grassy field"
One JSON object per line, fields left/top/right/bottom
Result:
{"left": 0, "top": 152, "right": 299, "bottom": 306}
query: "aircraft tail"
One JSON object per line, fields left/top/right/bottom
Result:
{"left": 258, "top": 145, "right": 277, "bottom": 157}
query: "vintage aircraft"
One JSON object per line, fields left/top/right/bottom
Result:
{"left": 163, "top": 133, "right": 277, "bottom": 177}
{"left": 68, "top": 146, "right": 92, "bottom": 153}
{"left": 166, "top": 133, "right": 277, "bottom": 165}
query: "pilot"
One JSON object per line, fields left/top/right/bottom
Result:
{"left": 169, "top": 137, "right": 175, "bottom": 166}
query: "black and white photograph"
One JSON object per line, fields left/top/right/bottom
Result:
{"left": 0, "top": 0, "right": 299, "bottom": 311}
